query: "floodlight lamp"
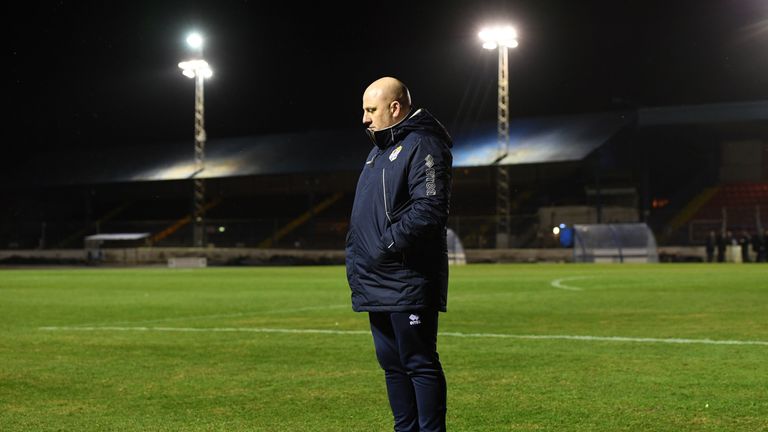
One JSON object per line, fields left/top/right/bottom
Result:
{"left": 552, "top": 226, "right": 561, "bottom": 235}
{"left": 478, "top": 29, "right": 493, "bottom": 44}
{"left": 479, "top": 25, "right": 518, "bottom": 49}
{"left": 178, "top": 59, "right": 212, "bottom": 79}
{"left": 186, "top": 33, "right": 203, "bottom": 49}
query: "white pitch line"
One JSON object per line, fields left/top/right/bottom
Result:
{"left": 37, "top": 326, "right": 768, "bottom": 346}
{"left": 39, "top": 326, "right": 370, "bottom": 336}
{"left": 550, "top": 276, "right": 591, "bottom": 291}
{"left": 440, "top": 332, "right": 768, "bottom": 346}
{"left": 70, "top": 304, "right": 349, "bottom": 327}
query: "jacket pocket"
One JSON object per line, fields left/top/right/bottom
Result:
{"left": 388, "top": 199, "right": 413, "bottom": 222}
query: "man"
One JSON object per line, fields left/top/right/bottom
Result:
{"left": 755, "top": 229, "right": 767, "bottom": 262}
{"left": 705, "top": 230, "right": 716, "bottom": 263}
{"left": 739, "top": 231, "right": 751, "bottom": 263}
{"left": 345, "top": 77, "right": 452, "bottom": 432}
{"left": 716, "top": 231, "right": 726, "bottom": 262}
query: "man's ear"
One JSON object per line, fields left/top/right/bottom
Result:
{"left": 390, "top": 101, "right": 401, "bottom": 117}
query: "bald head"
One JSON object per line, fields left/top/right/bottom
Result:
{"left": 362, "top": 77, "right": 412, "bottom": 131}
{"left": 366, "top": 77, "right": 411, "bottom": 108}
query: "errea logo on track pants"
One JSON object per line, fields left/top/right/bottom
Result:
{"left": 409, "top": 314, "right": 421, "bottom": 326}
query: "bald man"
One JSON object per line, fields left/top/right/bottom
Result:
{"left": 346, "top": 77, "right": 453, "bottom": 432}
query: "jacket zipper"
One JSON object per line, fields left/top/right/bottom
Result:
{"left": 382, "top": 168, "right": 392, "bottom": 223}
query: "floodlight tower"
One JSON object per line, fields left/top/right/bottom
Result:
{"left": 479, "top": 25, "right": 518, "bottom": 248}
{"left": 178, "top": 32, "right": 213, "bottom": 248}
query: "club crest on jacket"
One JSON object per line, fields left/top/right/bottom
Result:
{"left": 389, "top": 145, "right": 403, "bottom": 161}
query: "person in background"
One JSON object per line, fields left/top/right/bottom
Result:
{"left": 754, "top": 229, "right": 767, "bottom": 263}
{"left": 716, "top": 231, "right": 726, "bottom": 262}
{"left": 739, "top": 230, "right": 751, "bottom": 263}
{"left": 705, "top": 230, "right": 716, "bottom": 263}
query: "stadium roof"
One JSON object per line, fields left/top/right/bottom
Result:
{"left": 10, "top": 100, "right": 768, "bottom": 186}
{"left": 637, "top": 100, "right": 768, "bottom": 126}
{"left": 454, "top": 111, "right": 631, "bottom": 167}
{"left": 10, "top": 110, "right": 634, "bottom": 186}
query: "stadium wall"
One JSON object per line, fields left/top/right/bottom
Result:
{"left": 0, "top": 246, "right": 707, "bottom": 266}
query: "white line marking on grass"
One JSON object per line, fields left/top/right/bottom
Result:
{"left": 37, "top": 326, "right": 768, "bottom": 346}
{"left": 39, "top": 326, "right": 370, "bottom": 336}
{"left": 71, "top": 304, "right": 348, "bottom": 327}
{"left": 440, "top": 332, "right": 768, "bottom": 346}
{"left": 550, "top": 276, "right": 590, "bottom": 291}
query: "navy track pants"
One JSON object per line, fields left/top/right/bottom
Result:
{"left": 369, "top": 310, "right": 447, "bottom": 432}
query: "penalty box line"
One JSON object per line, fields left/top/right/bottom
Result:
{"left": 37, "top": 326, "right": 768, "bottom": 346}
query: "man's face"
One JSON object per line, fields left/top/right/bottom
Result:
{"left": 362, "top": 88, "right": 397, "bottom": 131}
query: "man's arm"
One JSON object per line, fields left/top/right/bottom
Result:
{"left": 382, "top": 136, "right": 451, "bottom": 252}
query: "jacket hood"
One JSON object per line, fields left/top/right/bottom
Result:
{"left": 366, "top": 108, "right": 453, "bottom": 150}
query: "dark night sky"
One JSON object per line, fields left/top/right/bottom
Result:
{"left": 7, "top": 0, "right": 768, "bottom": 165}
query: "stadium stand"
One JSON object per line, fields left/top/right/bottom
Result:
{"left": 683, "top": 183, "right": 768, "bottom": 244}
{"left": 3, "top": 101, "right": 768, "bottom": 263}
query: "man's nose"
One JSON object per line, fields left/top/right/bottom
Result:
{"left": 362, "top": 114, "right": 372, "bottom": 127}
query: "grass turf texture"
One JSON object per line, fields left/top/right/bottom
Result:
{"left": 1, "top": 264, "right": 767, "bottom": 431}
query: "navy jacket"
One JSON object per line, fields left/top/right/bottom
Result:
{"left": 346, "top": 108, "right": 453, "bottom": 312}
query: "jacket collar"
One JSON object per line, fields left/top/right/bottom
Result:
{"left": 365, "top": 108, "right": 419, "bottom": 149}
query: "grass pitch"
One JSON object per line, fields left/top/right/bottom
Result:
{"left": 1, "top": 264, "right": 767, "bottom": 431}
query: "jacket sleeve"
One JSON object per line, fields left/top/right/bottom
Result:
{"left": 382, "top": 135, "right": 452, "bottom": 252}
